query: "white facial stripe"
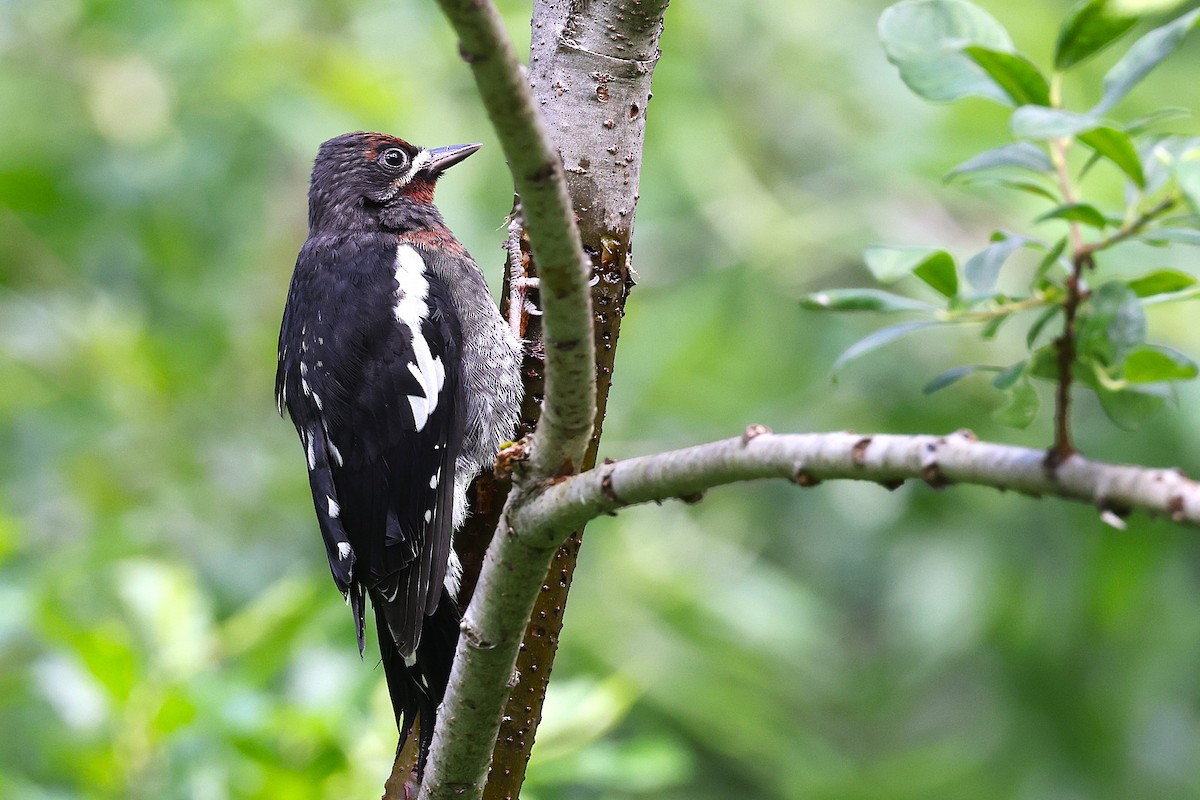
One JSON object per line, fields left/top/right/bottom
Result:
{"left": 377, "top": 149, "right": 429, "bottom": 202}
{"left": 404, "top": 149, "right": 431, "bottom": 183}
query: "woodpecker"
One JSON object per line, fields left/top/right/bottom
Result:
{"left": 275, "top": 132, "right": 523, "bottom": 772}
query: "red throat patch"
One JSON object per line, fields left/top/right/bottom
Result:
{"left": 401, "top": 177, "right": 436, "bottom": 205}
{"left": 397, "top": 226, "right": 468, "bottom": 257}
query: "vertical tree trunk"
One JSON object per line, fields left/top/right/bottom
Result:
{"left": 478, "top": 2, "right": 669, "bottom": 797}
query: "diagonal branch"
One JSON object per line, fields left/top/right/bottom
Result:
{"left": 511, "top": 429, "right": 1200, "bottom": 534}
{"left": 420, "top": 1, "right": 599, "bottom": 798}
{"left": 433, "top": 0, "right": 596, "bottom": 477}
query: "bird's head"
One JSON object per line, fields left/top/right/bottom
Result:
{"left": 307, "top": 131, "right": 481, "bottom": 232}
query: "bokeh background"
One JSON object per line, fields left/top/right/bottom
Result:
{"left": 5, "top": 0, "right": 1200, "bottom": 797}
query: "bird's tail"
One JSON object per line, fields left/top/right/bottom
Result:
{"left": 375, "top": 588, "right": 461, "bottom": 776}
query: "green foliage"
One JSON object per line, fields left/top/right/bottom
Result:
{"left": 805, "top": 0, "right": 1200, "bottom": 431}
{"left": 7, "top": 2, "right": 1200, "bottom": 800}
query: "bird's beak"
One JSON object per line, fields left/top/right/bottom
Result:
{"left": 422, "top": 143, "right": 482, "bottom": 177}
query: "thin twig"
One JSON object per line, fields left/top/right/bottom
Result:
{"left": 1049, "top": 249, "right": 1088, "bottom": 466}
{"left": 1077, "top": 194, "right": 1179, "bottom": 260}
{"left": 1049, "top": 194, "right": 1179, "bottom": 467}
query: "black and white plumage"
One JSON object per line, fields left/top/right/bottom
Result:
{"left": 275, "top": 132, "right": 523, "bottom": 771}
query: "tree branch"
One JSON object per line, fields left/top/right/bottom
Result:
{"left": 421, "top": 0, "right": 603, "bottom": 797}
{"left": 482, "top": 3, "right": 667, "bottom": 796}
{"left": 511, "top": 429, "right": 1200, "bottom": 534}
{"left": 433, "top": 0, "right": 596, "bottom": 477}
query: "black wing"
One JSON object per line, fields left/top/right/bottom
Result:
{"left": 277, "top": 234, "right": 464, "bottom": 657}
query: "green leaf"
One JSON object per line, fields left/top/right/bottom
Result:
{"left": 833, "top": 321, "right": 943, "bottom": 375}
{"left": 1110, "top": 0, "right": 1190, "bottom": 12}
{"left": 864, "top": 245, "right": 958, "bottom": 294}
{"left": 1126, "top": 268, "right": 1197, "bottom": 297}
{"left": 1026, "top": 304, "right": 1061, "bottom": 347}
{"left": 923, "top": 364, "right": 1000, "bottom": 393}
{"left": 1029, "top": 343, "right": 1062, "bottom": 380}
{"left": 1077, "top": 126, "right": 1145, "bottom": 186}
{"left": 981, "top": 312, "right": 1011, "bottom": 339}
{"left": 1079, "top": 281, "right": 1146, "bottom": 362}
{"left": 992, "top": 360, "right": 1027, "bottom": 390}
{"left": 1035, "top": 202, "right": 1110, "bottom": 228}
{"left": 963, "top": 233, "right": 1034, "bottom": 294}
{"left": 800, "top": 288, "right": 938, "bottom": 313}
{"left": 1126, "top": 107, "right": 1191, "bottom": 134}
{"left": 879, "top": 0, "right": 1016, "bottom": 104}
{"left": 1035, "top": 237, "right": 1070, "bottom": 282}
{"left": 914, "top": 253, "right": 959, "bottom": 297}
{"left": 977, "top": 177, "right": 1061, "bottom": 202}
{"left": 946, "top": 142, "right": 1054, "bottom": 178}
{"left": 1140, "top": 227, "right": 1200, "bottom": 246}
{"left": 1142, "top": 135, "right": 1200, "bottom": 194}
{"left": 1095, "top": 382, "right": 1166, "bottom": 428}
{"left": 1093, "top": 8, "right": 1200, "bottom": 113}
{"left": 1176, "top": 156, "right": 1200, "bottom": 214}
{"left": 1011, "top": 106, "right": 1100, "bottom": 139}
{"left": 1123, "top": 345, "right": 1199, "bottom": 382}
{"left": 1055, "top": 0, "right": 1140, "bottom": 70}
{"left": 1106, "top": 287, "right": 1148, "bottom": 360}
{"left": 963, "top": 47, "right": 1052, "bottom": 106}
{"left": 993, "top": 378, "right": 1040, "bottom": 428}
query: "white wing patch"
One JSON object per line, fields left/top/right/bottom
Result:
{"left": 327, "top": 495, "right": 340, "bottom": 518}
{"left": 444, "top": 548, "right": 463, "bottom": 599}
{"left": 393, "top": 245, "right": 446, "bottom": 431}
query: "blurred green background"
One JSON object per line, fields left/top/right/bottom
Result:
{"left": 5, "top": 0, "right": 1200, "bottom": 798}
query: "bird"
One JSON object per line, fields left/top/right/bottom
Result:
{"left": 275, "top": 131, "right": 524, "bottom": 774}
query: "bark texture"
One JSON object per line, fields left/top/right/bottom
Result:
{"left": 481, "top": 4, "right": 667, "bottom": 798}
{"left": 512, "top": 429, "right": 1200, "bottom": 533}
{"left": 421, "top": 0, "right": 598, "bottom": 796}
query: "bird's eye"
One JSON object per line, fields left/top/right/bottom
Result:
{"left": 379, "top": 148, "right": 408, "bottom": 169}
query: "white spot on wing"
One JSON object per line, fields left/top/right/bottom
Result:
{"left": 423, "top": 509, "right": 432, "bottom": 523}
{"left": 430, "top": 470, "right": 439, "bottom": 489}
{"left": 337, "top": 541, "right": 352, "bottom": 560}
{"left": 444, "top": 549, "right": 463, "bottom": 598}
{"left": 327, "top": 495, "right": 340, "bottom": 518}
{"left": 305, "top": 430, "right": 316, "bottom": 470}
{"left": 394, "top": 245, "right": 430, "bottom": 328}
{"left": 393, "top": 245, "right": 446, "bottom": 431}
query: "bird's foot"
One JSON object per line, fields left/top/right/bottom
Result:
{"left": 495, "top": 435, "right": 532, "bottom": 478}
{"left": 506, "top": 216, "right": 542, "bottom": 337}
